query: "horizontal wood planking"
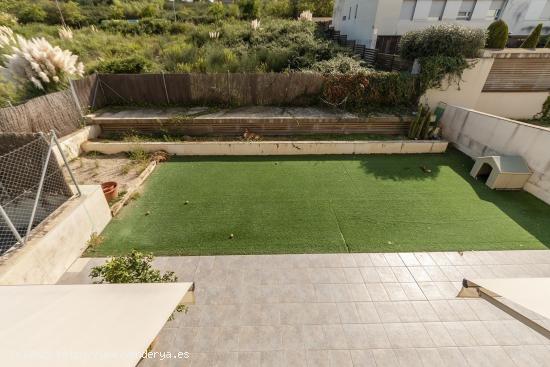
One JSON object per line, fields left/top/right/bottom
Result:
{"left": 97, "top": 117, "right": 410, "bottom": 136}
{"left": 483, "top": 58, "right": 550, "bottom": 92}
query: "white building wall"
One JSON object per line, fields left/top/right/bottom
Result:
{"left": 332, "top": 0, "right": 550, "bottom": 45}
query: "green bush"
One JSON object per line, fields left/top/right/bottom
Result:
{"left": 365, "top": 71, "right": 419, "bottom": 107}
{"left": 521, "top": 23, "right": 543, "bottom": 48}
{"left": 95, "top": 55, "right": 152, "bottom": 73}
{"left": 309, "top": 54, "right": 371, "bottom": 74}
{"left": 238, "top": 0, "right": 260, "bottom": 19}
{"left": 486, "top": 20, "right": 509, "bottom": 49}
{"left": 207, "top": 2, "right": 226, "bottom": 22}
{"left": 17, "top": 4, "right": 47, "bottom": 23}
{"left": 399, "top": 24, "right": 486, "bottom": 61}
{"left": 89, "top": 250, "right": 177, "bottom": 283}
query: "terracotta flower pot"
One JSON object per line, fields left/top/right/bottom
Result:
{"left": 101, "top": 181, "right": 119, "bottom": 202}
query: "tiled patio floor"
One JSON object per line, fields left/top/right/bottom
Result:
{"left": 60, "top": 251, "right": 550, "bottom": 367}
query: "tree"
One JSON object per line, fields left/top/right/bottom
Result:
{"left": 486, "top": 20, "right": 509, "bottom": 49}
{"left": 521, "top": 23, "right": 543, "bottom": 48}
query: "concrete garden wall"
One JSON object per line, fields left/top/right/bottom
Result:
{"left": 424, "top": 49, "right": 550, "bottom": 120}
{"left": 82, "top": 140, "right": 448, "bottom": 156}
{"left": 441, "top": 105, "right": 550, "bottom": 204}
{"left": 0, "top": 185, "right": 111, "bottom": 285}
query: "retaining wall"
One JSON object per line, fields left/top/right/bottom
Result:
{"left": 440, "top": 105, "right": 550, "bottom": 204}
{"left": 0, "top": 185, "right": 111, "bottom": 285}
{"left": 82, "top": 140, "right": 448, "bottom": 156}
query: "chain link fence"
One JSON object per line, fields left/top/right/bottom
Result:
{"left": 0, "top": 132, "right": 80, "bottom": 256}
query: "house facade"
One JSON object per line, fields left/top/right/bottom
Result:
{"left": 332, "top": 0, "right": 550, "bottom": 52}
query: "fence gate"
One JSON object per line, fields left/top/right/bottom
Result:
{"left": 0, "top": 131, "right": 80, "bottom": 256}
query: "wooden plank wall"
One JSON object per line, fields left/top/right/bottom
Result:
{"left": 483, "top": 58, "right": 550, "bottom": 92}
{"left": 96, "top": 73, "right": 325, "bottom": 106}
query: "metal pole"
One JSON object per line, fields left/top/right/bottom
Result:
{"left": 25, "top": 134, "right": 55, "bottom": 240}
{"left": 0, "top": 204, "right": 23, "bottom": 244}
{"left": 69, "top": 79, "right": 83, "bottom": 117}
{"left": 51, "top": 130, "right": 81, "bottom": 197}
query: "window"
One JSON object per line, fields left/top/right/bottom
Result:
{"left": 400, "top": 0, "right": 417, "bottom": 20}
{"left": 457, "top": 0, "right": 476, "bottom": 20}
{"left": 487, "top": 0, "right": 505, "bottom": 19}
{"left": 355, "top": 4, "right": 359, "bottom": 19}
{"left": 542, "top": 0, "right": 550, "bottom": 20}
{"left": 428, "top": 0, "right": 447, "bottom": 20}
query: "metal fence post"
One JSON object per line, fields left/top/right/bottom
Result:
{"left": 0, "top": 204, "right": 23, "bottom": 244}
{"left": 25, "top": 134, "right": 55, "bottom": 240}
{"left": 51, "top": 130, "right": 81, "bottom": 197}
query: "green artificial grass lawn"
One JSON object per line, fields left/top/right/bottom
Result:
{"left": 90, "top": 149, "right": 550, "bottom": 256}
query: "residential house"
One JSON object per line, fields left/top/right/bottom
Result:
{"left": 332, "top": 0, "right": 550, "bottom": 53}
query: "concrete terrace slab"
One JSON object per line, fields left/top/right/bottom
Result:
{"left": 60, "top": 251, "right": 550, "bottom": 367}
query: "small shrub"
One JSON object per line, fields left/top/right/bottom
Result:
{"left": 399, "top": 24, "right": 486, "bottom": 61}
{"left": 486, "top": 20, "right": 509, "bottom": 49}
{"left": 521, "top": 23, "right": 543, "bottom": 49}
{"left": 90, "top": 250, "right": 178, "bottom": 284}
{"left": 535, "top": 96, "right": 550, "bottom": 121}
{"left": 86, "top": 233, "right": 104, "bottom": 249}
{"left": 95, "top": 55, "right": 152, "bottom": 73}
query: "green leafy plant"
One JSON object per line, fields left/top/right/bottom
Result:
{"left": 89, "top": 250, "right": 187, "bottom": 317}
{"left": 534, "top": 96, "right": 550, "bottom": 121}
{"left": 521, "top": 24, "right": 543, "bottom": 49}
{"left": 399, "top": 24, "right": 486, "bottom": 61}
{"left": 486, "top": 20, "right": 509, "bottom": 49}
{"left": 90, "top": 250, "right": 178, "bottom": 282}
{"left": 408, "top": 105, "right": 435, "bottom": 140}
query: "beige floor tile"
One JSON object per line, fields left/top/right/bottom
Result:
{"left": 371, "top": 349, "right": 399, "bottom": 367}
{"left": 350, "top": 350, "right": 377, "bottom": 367}
{"left": 337, "top": 302, "right": 361, "bottom": 324}
{"left": 328, "top": 350, "right": 353, "bottom": 367}
{"left": 355, "top": 302, "right": 381, "bottom": 323}
{"left": 394, "top": 348, "right": 424, "bottom": 367}
{"left": 424, "top": 322, "right": 456, "bottom": 347}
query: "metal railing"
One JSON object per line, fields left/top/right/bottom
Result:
{"left": 0, "top": 131, "right": 80, "bottom": 255}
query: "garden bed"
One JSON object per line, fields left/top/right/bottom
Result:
{"left": 89, "top": 149, "right": 550, "bottom": 256}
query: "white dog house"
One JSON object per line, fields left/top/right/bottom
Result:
{"left": 470, "top": 156, "right": 531, "bottom": 190}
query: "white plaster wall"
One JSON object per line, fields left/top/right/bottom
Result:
{"left": 423, "top": 57, "right": 495, "bottom": 111}
{"left": 440, "top": 105, "right": 550, "bottom": 204}
{"left": 53, "top": 125, "right": 101, "bottom": 166}
{"left": 0, "top": 185, "right": 111, "bottom": 285}
{"left": 475, "top": 92, "right": 550, "bottom": 120}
